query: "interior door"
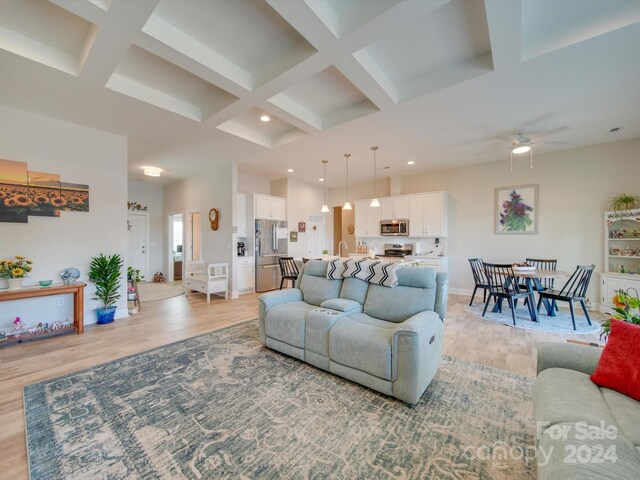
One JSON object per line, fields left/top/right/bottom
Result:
{"left": 127, "top": 213, "right": 148, "bottom": 279}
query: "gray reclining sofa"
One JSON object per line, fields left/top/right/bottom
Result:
{"left": 259, "top": 259, "right": 448, "bottom": 405}
{"left": 535, "top": 342, "right": 640, "bottom": 479}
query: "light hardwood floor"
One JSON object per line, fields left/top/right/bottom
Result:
{"left": 0, "top": 291, "right": 602, "bottom": 479}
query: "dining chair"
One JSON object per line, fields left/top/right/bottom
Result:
{"left": 468, "top": 258, "right": 490, "bottom": 306}
{"left": 536, "top": 265, "right": 595, "bottom": 330}
{"left": 524, "top": 258, "right": 558, "bottom": 290}
{"left": 482, "top": 263, "right": 538, "bottom": 325}
{"left": 278, "top": 256, "right": 299, "bottom": 290}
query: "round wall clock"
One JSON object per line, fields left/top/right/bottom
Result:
{"left": 209, "top": 208, "right": 219, "bottom": 231}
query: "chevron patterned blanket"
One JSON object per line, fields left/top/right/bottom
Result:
{"left": 326, "top": 258, "right": 403, "bottom": 287}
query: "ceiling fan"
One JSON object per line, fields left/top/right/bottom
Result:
{"left": 475, "top": 125, "right": 569, "bottom": 171}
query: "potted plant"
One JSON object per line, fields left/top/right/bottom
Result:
{"left": 0, "top": 255, "right": 32, "bottom": 289}
{"left": 127, "top": 266, "right": 144, "bottom": 283}
{"left": 89, "top": 253, "right": 123, "bottom": 324}
{"left": 322, "top": 249, "right": 329, "bottom": 260}
{"left": 601, "top": 289, "right": 640, "bottom": 340}
{"left": 607, "top": 193, "right": 640, "bottom": 212}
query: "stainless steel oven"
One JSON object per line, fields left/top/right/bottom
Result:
{"left": 380, "top": 219, "right": 409, "bottom": 236}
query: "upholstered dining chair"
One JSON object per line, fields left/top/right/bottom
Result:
{"left": 278, "top": 256, "right": 299, "bottom": 290}
{"left": 468, "top": 258, "right": 490, "bottom": 306}
{"left": 536, "top": 265, "right": 595, "bottom": 330}
{"left": 482, "top": 263, "right": 538, "bottom": 325}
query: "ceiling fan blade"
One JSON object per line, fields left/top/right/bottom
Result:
{"left": 531, "top": 125, "right": 569, "bottom": 141}
{"left": 474, "top": 148, "right": 502, "bottom": 156}
{"left": 537, "top": 140, "right": 567, "bottom": 145}
{"left": 496, "top": 134, "right": 516, "bottom": 144}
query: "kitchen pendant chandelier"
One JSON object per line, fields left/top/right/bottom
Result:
{"left": 320, "top": 160, "right": 329, "bottom": 213}
{"left": 343, "top": 153, "right": 352, "bottom": 210}
{"left": 370, "top": 146, "right": 380, "bottom": 208}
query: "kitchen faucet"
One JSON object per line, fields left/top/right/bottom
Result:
{"left": 338, "top": 240, "right": 348, "bottom": 258}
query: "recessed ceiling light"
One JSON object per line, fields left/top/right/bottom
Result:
{"left": 407, "top": 161, "right": 415, "bottom": 165}
{"left": 319, "top": 178, "right": 324, "bottom": 182}
{"left": 143, "top": 166, "right": 162, "bottom": 177}
{"left": 287, "top": 168, "right": 294, "bottom": 173}
{"left": 260, "top": 115, "right": 270, "bottom": 122}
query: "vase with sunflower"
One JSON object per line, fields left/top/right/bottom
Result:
{"left": 0, "top": 256, "right": 32, "bottom": 289}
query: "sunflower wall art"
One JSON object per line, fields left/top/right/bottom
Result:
{"left": 0, "top": 159, "right": 89, "bottom": 223}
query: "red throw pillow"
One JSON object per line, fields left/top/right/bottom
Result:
{"left": 591, "top": 320, "right": 640, "bottom": 401}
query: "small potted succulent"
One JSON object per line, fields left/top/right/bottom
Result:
{"left": 89, "top": 253, "right": 123, "bottom": 324}
{"left": 322, "top": 249, "right": 329, "bottom": 260}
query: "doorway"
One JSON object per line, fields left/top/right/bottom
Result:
{"left": 185, "top": 211, "right": 202, "bottom": 263}
{"left": 168, "top": 213, "right": 183, "bottom": 281}
{"left": 333, "top": 206, "right": 355, "bottom": 256}
{"left": 307, "top": 214, "right": 325, "bottom": 257}
{"left": 127, "top": 212, "right": 149, "bottom": 280}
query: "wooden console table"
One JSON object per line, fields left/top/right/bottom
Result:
{"left": 0, "top": 282, "right": 85, "bottom": 345}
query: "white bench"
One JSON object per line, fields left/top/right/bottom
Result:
{"left": 184, "top": 262, "right": 228, "bottom": 303}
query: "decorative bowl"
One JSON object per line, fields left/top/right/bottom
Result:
{"left": 39, "top": 280, "right": 53, "bottom": 287}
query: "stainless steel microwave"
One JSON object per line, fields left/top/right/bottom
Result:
{"left": 380, "top": 219, "right": 409, "bottom": 236}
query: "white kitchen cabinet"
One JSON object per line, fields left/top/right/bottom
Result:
{"left": 354, "top": 199, "right": 381, "bottom": 237}
{"left": 237, "top": 256, "right": 255, "bottom": 294}
{"left": 425, "top": 193, "right": 445, "bottom": 237}
{"left": 254, "top": 194, "right": 286, "bottom": 221}
{"left": 237, "top": 193, "right": 247, "bottom": 237}
{"left": 380, "top": 196, "right": 409, "bottom": 220}
{"left": 408, "top": 192, "right": 447, "bottom": 237}
{"left": 404, "top": 255, "right": 448, "bottom": 273}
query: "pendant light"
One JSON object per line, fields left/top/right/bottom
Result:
{"left": 343, "top": 153, "right": 352, "bottom": 210}
{"left": 320, "top": 160, "right": 329, "bottom": 213}
{"left": 370, "top": 146, "right": 380, "bottom": 207}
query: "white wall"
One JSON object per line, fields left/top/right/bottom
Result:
{"left": 238, "top": 173, "right": 270, "bottom": 195}
{"left": 286, "top": 178, "right": 327, "bottom": 258}
{"left": 128, "top": 179, "right": 163, "bottom": 277}
{"left": 163, "top": 163, "right": 237, "bottom": 294}
{"left": 400, "top": 138, "right": 640, "bottom": 301}
{"left": 0, "top": 105, "right": 128, "bottom": 329}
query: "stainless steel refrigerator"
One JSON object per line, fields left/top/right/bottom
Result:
{"left": 255, "top": 219, "right": 288, "bottom": 292}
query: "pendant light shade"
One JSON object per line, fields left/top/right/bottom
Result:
{"left": 370, "top": 146, "right": 380, "bottom": 208}
{"left": 343, "top": 153, "right": 352, "bottom": 210}
{"left": 321, "top": 160, "right": 329, "bottom": 213}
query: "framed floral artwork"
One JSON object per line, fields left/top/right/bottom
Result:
{"left": 495, "top": 184, "right": 538, "bottom": 234}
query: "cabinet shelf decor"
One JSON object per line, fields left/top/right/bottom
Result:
{"left": 600, "top": 209, "right": 640, "bottom": 313}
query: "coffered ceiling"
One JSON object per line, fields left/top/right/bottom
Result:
{"left": 0, "top": 0, "right": 638, "bottom": 186}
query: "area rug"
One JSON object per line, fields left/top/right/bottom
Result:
{"left": 464, "top": 302, "right": 601, "bottom": 335}
{"left": 137, "top": 281, "right": 184, "bottom": 302}
{"left": 24, "top": 321, "right": 536, "bottom": 479}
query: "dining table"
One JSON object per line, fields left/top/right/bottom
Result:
{"left": 491, "top": 268, "right": 570, "bottom": 320}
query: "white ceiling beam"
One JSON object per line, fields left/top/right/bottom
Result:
{"left": 139, "top": 15, "right": 253, "bottom": 93}
{"left": 484, "top": 0, "right": 522, "bottom": 71}
{"left": 48, "top": 0, "right": 109, "bottom": 27}
{"left": 133, "top": 32, "right": 249, "bottom": 99}
{"left": 80, "top": 0, "right": 160, "bottom": 84}
{"left": 267, "top": 0, "right": 338, "bottom": 51}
